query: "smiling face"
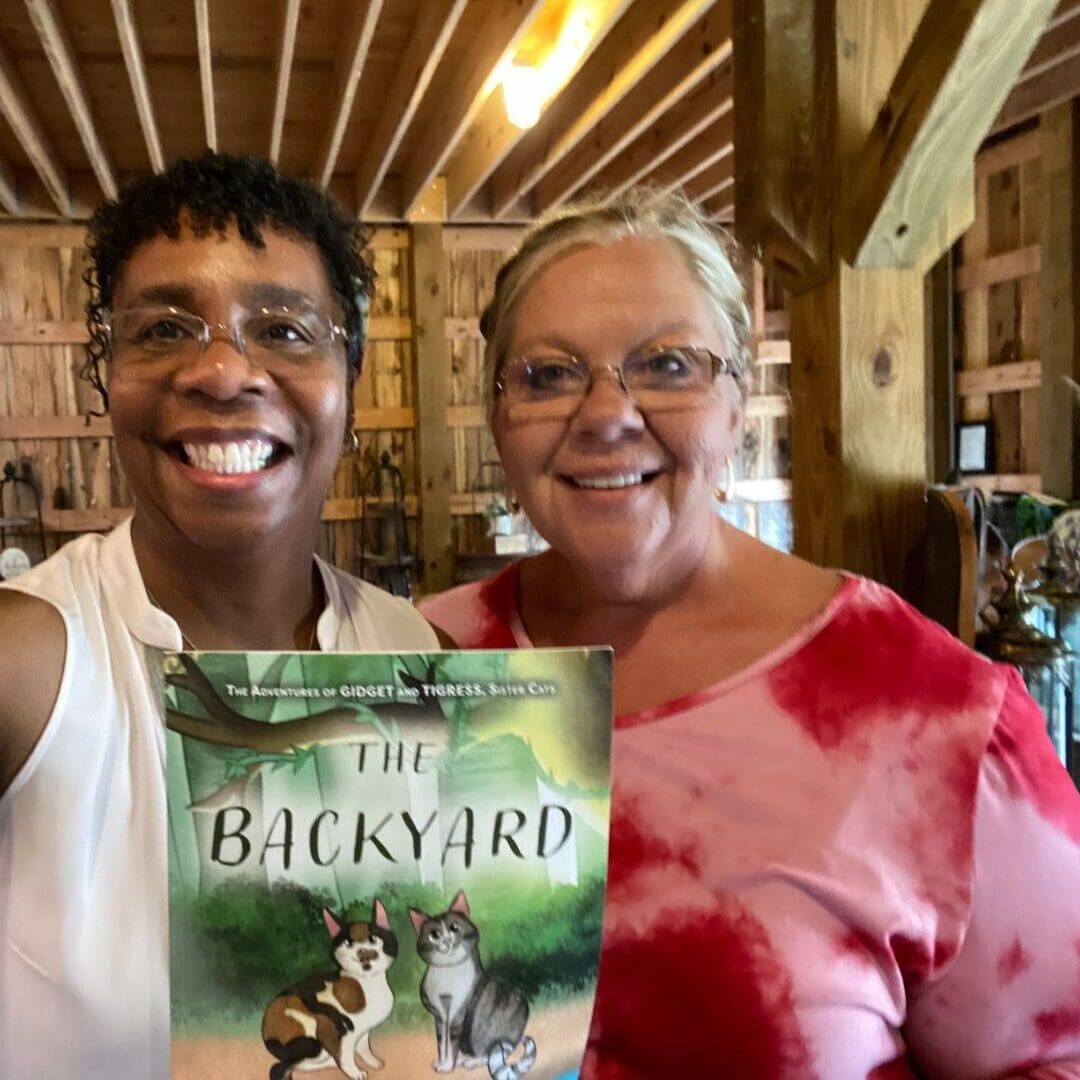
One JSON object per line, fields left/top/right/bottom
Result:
{"left": 107, "top": 221, "right": 349, "bottom": 557}
{"left": 493, "top": 236, "right": 742, "bottom": 592}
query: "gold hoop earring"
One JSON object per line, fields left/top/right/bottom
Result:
{"left": 714, "top": 456, "right": 738, "bottom": 504}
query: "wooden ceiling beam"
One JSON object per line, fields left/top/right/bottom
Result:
{"left": 488, "top": 0, "right": 716, "bottom": 219}
{"left": 1023, "top": 4, "right": 1080, "bottom": 80}
{"left": 684, "top": 153, "right": 734, "bottom": 202}
{"left": 398, "top": 0, "right": 545, "bottom": 219}
{"left": 268, "top": 0, "right": 302, "bottom": 165}
{"left": 0, "top": 37, "right": 69, "bottom": 215}
{"left": 443, "top": 0, "right": 635, "bottom": 219}
{"left": 25, "top": 0, "right": 118, "bottom": 200}
{"left": 639, "top": 130, "right": 732, "bottom": 194}
{"left": 0, "top": 154, "right": 19, "bottom": 215}
{"left": 355, "top": 0, "right": 469, "bottom": 215}
{"left": 702, "top": 187, "right": 732, "bottom": 219}
{"left": 992, "top": 36, "right": 1080, "bottom": 135}
{"left": 586, "top": 82, "right": 733, "bottom": 200}
{"left": 1049, "top": 0, "right": 1080, "bottom": 30}
{"left": 194, "top": 0, "right": 217, "bottom": 150}
{"left": 849, "top": 0, "right": 1057, "bottom": 268}
{"left": 110, "top": 0, "right": 164, "bottom": 172}
{"left": 733, "top": 0, "right": 834, "bottom": 291}
{"left": 534, "top": 33, "right": 733, "bottom": 215}
{"left": 315, "top": 0, "right": 383, "bottom": 187}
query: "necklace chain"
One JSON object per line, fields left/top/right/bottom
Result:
{"left": 144, "top": 585, "right": 320, "bottom": 651}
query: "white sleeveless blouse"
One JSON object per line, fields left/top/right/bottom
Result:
{"left": 0, "top": 519, "right": 437, "bottom": 1079}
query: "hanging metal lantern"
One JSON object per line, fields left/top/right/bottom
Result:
{"left": 982, "top": 566, "right": 1074, "bottom": 772}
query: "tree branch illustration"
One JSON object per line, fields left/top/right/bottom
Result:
{"left": 165, "top": 655, "right": 449, "bottom": 753}
{"left": 166, "top": 656, "right": 454, "bottom": 809}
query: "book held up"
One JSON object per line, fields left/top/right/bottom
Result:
{"left": 163, "top": 647, "right": 613, "bottom": 1080}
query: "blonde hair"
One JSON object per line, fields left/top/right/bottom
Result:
{"left": 480, "top": 187, "right": 751, "bottom": 416}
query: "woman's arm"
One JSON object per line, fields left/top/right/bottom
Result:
{"left": 0, "top": 589, "right": 66, "bottom": 797}
{"left": 905, "top": 667, "right": 1080, "bottom": 1078}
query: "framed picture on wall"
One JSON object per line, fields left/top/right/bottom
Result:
{"left": 957, "top": 420, "right": 993, "bottom": 474}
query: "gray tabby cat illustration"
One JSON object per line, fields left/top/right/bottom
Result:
{"left": 409, "top": 891, "right": 537, "bottom": 1079}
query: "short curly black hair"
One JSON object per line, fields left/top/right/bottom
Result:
{"left": 83, "top": 151, "right": 374, "bottom": 408}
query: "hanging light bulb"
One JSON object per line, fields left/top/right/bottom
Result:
{"left": 502, "top": 64, "right": 544, "bottom": 130}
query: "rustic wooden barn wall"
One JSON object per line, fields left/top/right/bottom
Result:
{"left": 324, "top": 233, "right": 414, "bottom": 577}
{"left": 0, "top": 228, "right": 114, "bottom": 562}
{"left": 445, "top": 230, "right": 506, "bottom": 562}
{"left": 956, "top": 127, "right": 1043, "bottom": 492}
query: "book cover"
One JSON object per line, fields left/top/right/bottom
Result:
{"left": 163, "top": 647, "right": 613, "bottom": 1080}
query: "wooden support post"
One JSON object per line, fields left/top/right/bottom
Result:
{"left": 925, "top": 248, "right": 956, "bottom": 483}
{"left": 409, "top": 222, "right": 454, "bottom": 594}
{"left": 734, "top": 0, "right": 1053, "bottom": 589}
{"left": 1041, "top": 99, "right": 1080, "bottom": 500}
{"left": 733, "top": 0, "right": 835, "bottom": 293}
{"left": 736, "top": 0, "right": 927, "bottom": 587}
{"left": 788, "top": 265, "right": 926, "bottom": 585}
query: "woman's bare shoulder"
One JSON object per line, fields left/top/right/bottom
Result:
{"left": 0, "top": 588, "right": 68, "bottom": 795}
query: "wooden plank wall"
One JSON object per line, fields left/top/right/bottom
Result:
{"left": 445, "top": 228, "right": 506, "bottom": 560}
{"left": 956, "top": 127, "right": 1043, "bottom": 494}
{"left": 0, "top": 230, "right": 116, "bottom": 561}
{"left": 0, "top": 223, "right": 793, "bottom": 587}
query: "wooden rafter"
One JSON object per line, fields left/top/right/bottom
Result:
{"left": 850, "top": 0, "right": 1057, "bottom": 267}
{"left": 533, "top": 25, "right": 733, "bottom": 214}
{"left": 110, "top": 0, "right": 164, "bottom": 172}
{"left": 194, "top": 0, "right": 217, "bottom": 150}
{"left": 0, "top": 36, "right": 68, "bottom": 215}
{"left": 25, "top": 0, "right": 117, "bottom": 200}
{"left": 443, "top": 0, "right": 634, "bottom": 219}
{"left": 398, "top": 0, "right": 545, "bottom": 218}
{"left": 684, "top": 154, "right": 734, "bottom": 203}
{"left": 584, "top": 72, "right": 733, "bottom": 199}
{"left": 1024, "top": 4, "right": 1080, "bottom": 81}
{"left": 639, "top": 131, "right": 732, "bottom": 194}
{"left": 1048, "top": 0, "right": 1080, "bottom": 31}
{"left": 0, "top": 153, "right": 19, "bottom": 214}
{"left": 355, "top": 0, "right": 469, "bottom": 216}
{"left": 268, "top": 0, "right": 302, "bottom": 165}
{"left": 315, "top": 0, "right": 383, "bottom": 187}
{"left": 704, "top": 188, "right": 733, "bottom": 220}
{"left": 993, "top": 46, "right": 1080, "bottom": 136}
{"left": 1, "top": 0, "right": 1078, "bottom": 227}
{"left": 487, "top": 0, "right": 716, "bottom": 219}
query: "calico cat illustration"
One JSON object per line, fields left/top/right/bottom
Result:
{"left": 409, "top": 891, "right": 537, "bottom": 1079}
{"left": 262, "top": 899, "right": 397, "bottom": 1080}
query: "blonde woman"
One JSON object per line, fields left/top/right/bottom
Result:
{"left": 422, "top": 188, "right": 1080, "bottom": 1078}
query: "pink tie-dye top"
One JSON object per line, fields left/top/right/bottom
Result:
{"left": 420, "top": 564, "right": 1080, "bottom": 1079}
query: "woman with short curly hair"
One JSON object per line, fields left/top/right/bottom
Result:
{"left": 0, "top": 152, "right": 440, "bottom": 1078}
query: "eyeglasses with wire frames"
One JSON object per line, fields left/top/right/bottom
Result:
{"left": 494, "top": 345, "right": 731, "bottom": 419}
{"left": 104, "top": 303, "right": 348, "bottom": 366}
